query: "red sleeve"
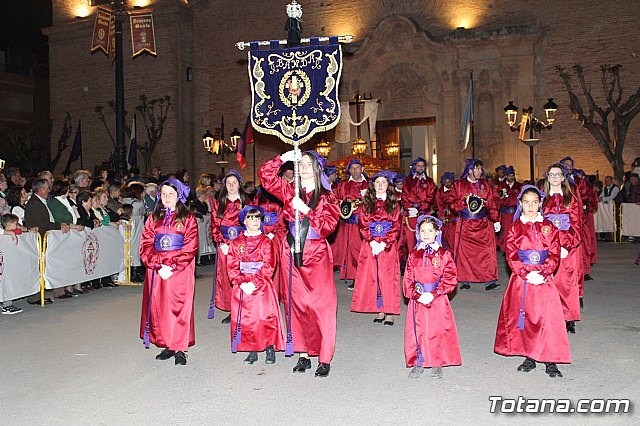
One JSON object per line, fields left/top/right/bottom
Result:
{"left": 484, "top": 183, "right": 500, "bottom": 222}
{"left": 253, "top": 237, "right": 275, "bottom": 290}
{"left": 402, "top": 251, "right": 416, "bottom": 299}
{"left": 140, "top": 216, "right": 162, "bottom": 270}
{"left": 167, "top": 214, "right": 199, "bottom": 272}
{"left": 506, "top": 222, "right": 529, "bottom": 280}
{"left": 305, "top": 191, "right": 340, "bottom": 239}
{"left": 358, "top": 210, "right": 372, "bottom": 241}
{"left": 450, "top": 182, "right": 466, "bottom": 214}
{"left": 436, "top": 190, "right": 447, "bottom": 220}
{"left": 565, "top": 195, "right": 582, "bottom": 249}
{"left": 539, "top": 224, "right": 560, "bottom": 279}
{"left": 432, "top": 249, "right": 457, "bottom": 299}
{"left": 382, "top": 206, "right": 401, "bottom": 245}
{"left": 258, "top": 157, "right": 293, "bottom": 204}
{"left": 210, "top": 199, "right": 224, "bottom": 244}
{"left": 418, "top": 180, "right": 437, "bottom": 213}
{"left": 226, "top": 239, "right": 243, "bottom": 287}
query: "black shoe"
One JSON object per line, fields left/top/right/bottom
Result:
{"left": 175, "top": 351, "right": 187, "bottom": 365}
{"left": 517, "top": 358, "right": 536, "bottom": 372}
{"left": 347, "top": 283, "right": 354, "bottom": 290}
{"left": 265, "top": 346, "right": 276, "bottom": 364}
{"left": 92, "top": 281, "right": 102, "bottom": 290}
{"left": 373, "top": 315, "right": 386, "bottom": 324}
{"left": 584, "top": 274, "right": 593, "bottom": 281}
{"left": 72, "top": 289, "right": 85, "bottom": 296}
{"left": 244, "top": 352, "right": 258, "bottom": 365}
{"left": 65, "top": 289, "right": 78, "bottom": 298}
{"left": 292, "top": 357, "right": 312, "bottom": 373}
{"left": 460, "top": 283, "right": 471, "bottom": 290}
{"left": 156, "top": 349, "right": 175, "bottom": 360}
{"left": 56, "top": 293, "right": 73, "bottom": 300}
{"left": 221, "top": 314, "right": 231, "bottom": 324}
{"left": 315, "top": 363, "right": 330, "bottom": 377}
{"left": 580, "top": 297, "right": 584, "bottom": 309}
{"left": 102, "top": 281, "right": 116, "bottom": 288}
{"left": 384, "top": 319, "right": 395, "bottom": 326}
{"left": 485, "top": 282, "right": 500, "bottom": 291}
{"left": 566, "top": 321, "right": 576, "bottom": 334}
{"left": 545, "top": 363, "right": 563, "bottom": 378}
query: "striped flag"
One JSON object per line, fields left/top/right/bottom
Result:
{"left": 236, "top": 115, "right": 255, "bottom": 169}
{"left": 460, "top": 72, "right": 474, "bottom": 151}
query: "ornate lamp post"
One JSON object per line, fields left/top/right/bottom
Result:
{"left": 202, "top": 117, "right": 238, "bottom": 174}
{"left": 504, "top": 98, "right": 558, "bottom": 183}
{"left": 315, "top": 137, "right": 332, "bottom": 158}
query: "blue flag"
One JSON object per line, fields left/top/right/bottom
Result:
{"left": 460, "top": 74, "right": 474, "bottom": 151}
{"left": 65, "top": 120, "right": 82, "bottom": 171}
{"left": 128, "top": 114, "right": 137, "bottom": 168}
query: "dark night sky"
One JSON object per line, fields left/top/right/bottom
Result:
{"left": 0, "top": 0, "right": 52, "bottom": 54}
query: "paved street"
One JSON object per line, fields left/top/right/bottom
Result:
{"left": 1, "top": 242, "right": 638, "bottom": 425}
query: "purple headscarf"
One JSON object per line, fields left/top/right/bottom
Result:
{"left": 513, "top": 184, "right": 546, "bottom": 221}
{"left": 223, "top": 169, "right": 243, "bottom": 186}
{"left": 303, "top": 150, "right": 332, "bottom": 191}
{"left": 495, "top": 164, "right": 507, "bottom": 173}
{"left": 394, "top": 173, "right": 405, "bottom": 183}
{"left": 504, "top": 166, "right": 515, "bottom": 176}
{"left": 461, "top": 159, "right": 486, "bottom": 180}
{"left": 324, "top": 165, "right": 337, "bottom": 177}
{"left": 441, "top": 171, "right": 455, "bottom": 182}
{"left": 238, "top": 205, "right": 265, "bottom": 230}
{"left": 159, "top": 178, "right": 190, "bottom": 205}
{"left": 414, "top": 214, "right": 443, "bottom": 248}
{"left": 371, "top": 170, "right": 395, "bottom": 184}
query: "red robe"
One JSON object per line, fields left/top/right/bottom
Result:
{"left": 400, "top": 174, "right": 437, "bottom": 255}
{"left": 543, "top": 192, "right": 583, "bottom": 321}
{"left": 256, "top": 192, "right": 287, "bottom": 301}
{"left": 435, "top": 186, "right": 456, "bottom": 250}
{"left": 403, "top": 245, "right": 461, "bottom": 368}
{"left": 449, "top": 177, "right": 499, "bottom": 283}
{"left": 494, "top": 216, "right": 571, "bottom": 363}
{"left": 139, "top": 212, "right": 198, "bottom": 351}
{"left": 332, "top": 178, "right": 367, "bottom": 280}
{"left": 210, "top": 197, "right": 244, "bottom": 312}
{"left": 227, "top": 232, "right": 285, "bottom": 352}
{"left": 351, "top": 199, "right": 401, "bottom": 314}
{"left": 258, "top": 157, "right": 340, "bottom": 364}
{"left": 497, "top": 180, "right": 523, "bottom": 252}
{"left": 580, "top": 180, "right": 598, "bottom": 273}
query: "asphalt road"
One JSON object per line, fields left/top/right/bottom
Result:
{"left": 1, "top": 242, "right": 638, "bottom": 425}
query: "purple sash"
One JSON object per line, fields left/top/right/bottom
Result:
{"left": 369, "top": 221, "right": 392, "bottom": 237}
{"left": 220, "top": 225, "right": 243, "bottom": 240}
{"left": 341, "top": 213, "right": 359, "bottom": 225}
{"left": 262, "top": 211, "right": 279, "bottom": 225}
{"left": 500, "top": 206, "right": 516, "bottom": 215}
{"left": 154, "top": 233, "right": 185, "bottom": 252}
{"left": 414, "top": 281, "right": 438, "bottom": 294}
{"left": 459, "top": 208, "right": 488, "bottom": 220}
{"left": 517, "top": 249, "right": 549, "bottom": 265}
{"left": 545, "top": 213, "right": 570, "bottom": 231}
{"left": 288, "top": 221, "right": 321, "bottom": 240}
{"left": 240, "top": 261, "right": 264, "bottom": 274}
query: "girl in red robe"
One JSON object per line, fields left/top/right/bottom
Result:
{"left": 403, "top": 215, "right": 461, "bottom": 380}
{"left": 494, "top": 185, "right": 571, "bottom": 378}
{"left": 140, "top": 179, "right": 198, "bottom": 366}
{"left": 255, "top": 187, "right": 287, "bottom": 301}
{"left": 542, "top": 164, "right": 583, "bottom": 333}
{"left": 351, "top": 170, "right": 401, "bottom": 324}
{"left": 227, "top": 205, "right": 285, "bottom": 365}
{"left": 209, "top": 170, "right": 247, "bottom": 323}
{"left": 258, "top": 150, "right": 340, "bottom": 377}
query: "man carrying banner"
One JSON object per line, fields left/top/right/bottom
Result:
{"left": 332, "top": 159, "right": 367, "bottom": 288}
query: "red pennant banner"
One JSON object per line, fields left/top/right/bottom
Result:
{"left": 130, "top": 11, "right": 157, "bottom": 58}
{"left": 90, "top": 7, "right": 112, "bottom": 56}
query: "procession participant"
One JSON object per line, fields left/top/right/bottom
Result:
{"left": 393, "top": 173, "right": 404, "bottom": 199}
{"left": 210, "top": 169, "right": 247, "bottom": 323}
{"left": 139, "top": 178, "right": 198, "bottom": 366}
{"left": 332, "top": 159, "right": 367, "bottom": 288}
{"left": 492, "top": 164, "right": 507, "bottom": 188}
{"left": 449, "top": 159, "right": 501, "bottom": 290}
{"left": 497, "top": 166, "right": 522, "bottom": 252}
{"left": 258, "top": 149, "right": 340, "bottom": 378}
{"left": 435, "top": 172, "right": 456, "bottom": 250}
{"left": 543, "top": 164, "right": 583, "bottom": 333}
{"left": 494, "top": 185, "right": 570, "bottom": 378}
{"left": 324, "top": 165, "right": 338, "bottom": 190}
{"left": 574, "top": 169, "right": 598, "bottom": 282}
{"left": 403, "top": 215, "right": 461, "bottom": 380}
{"left": 351, "top": 170, "right": 401, "bottom": 325}
{"left": 227, "top": 205, "right": 284, "bottom": 365}
{"left": 254, "top": 185, "right": 287, "bottom": 301}
{"left": 400, "top": 157, "right": 437, "bottom": 258}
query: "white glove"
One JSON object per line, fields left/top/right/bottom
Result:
{"left": 219, "top": 243, "right": 229, "bottom": 256}
{"left": 560, "top": 247, "right": 568, "bottom": 259}
{"left": 280, "top": 149, "right": 301, "bottom": 163}
{"left": 369, "top": 240, "right": 378, "bottom": 252}
{"left": 525, "top": 270, "right": 545, "bottom": 285}
{"left": 408, "top": 208, "right": 418, "bottom": 217}
{"left": 292, "top": 196, "right": 310, "bottom": 214}
{"left": 418, "top": 292, "right": 434, "bottom": 305}
{"left": 266, "top": 232, "right": 275, "bottom": 240}
{"left": 360, "top": 189, "right": 367, "bottom": 197}
{"left": 158, "top": 264, "right": 173, "bottom": 280}
{"left": 378, "top": 241, "right": 387, "bottom": 252}
{"left": 494, "top": 222, "right": 501, "bottom": 233}
{"left": 240, "top": 282, "right": 256, "bottom": 295}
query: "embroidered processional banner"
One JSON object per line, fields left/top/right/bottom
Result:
{"left": 248, "top": 37, "right": 342, "bottom": 146}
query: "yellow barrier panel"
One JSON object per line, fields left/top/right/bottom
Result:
{"left": 38, "top": 232, "right": 45, "bottom": 306}
{"left": 116, "top": 221, "right": 140, "bottom": 286}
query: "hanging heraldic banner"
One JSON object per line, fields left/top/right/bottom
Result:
{"left": 248, "top": 37, "right": 342, "bottom": 146}
{"left": 130, "top": 11, "right": 158, "bottom": 58}
{"left": 90, "top": 7, "right": 112, "bottom": 56}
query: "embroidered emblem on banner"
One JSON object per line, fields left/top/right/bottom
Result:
{"left": 82, "top": 234, "right": 100, "bottom": 275}
{"left": 248, "top": 38, "right": 343, "bottom": 145}
{"left": 541, "top": 225, "right": 550, "bottom": 235}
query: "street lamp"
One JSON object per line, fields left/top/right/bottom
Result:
{"left": 503, "top": 98, "right": 558, "bottom": 183}
{"left": 202, "top": 117, "right": 238, "bottom": 174}
{"left": 315, "top": 135, "right": 332, "bottom": 158}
